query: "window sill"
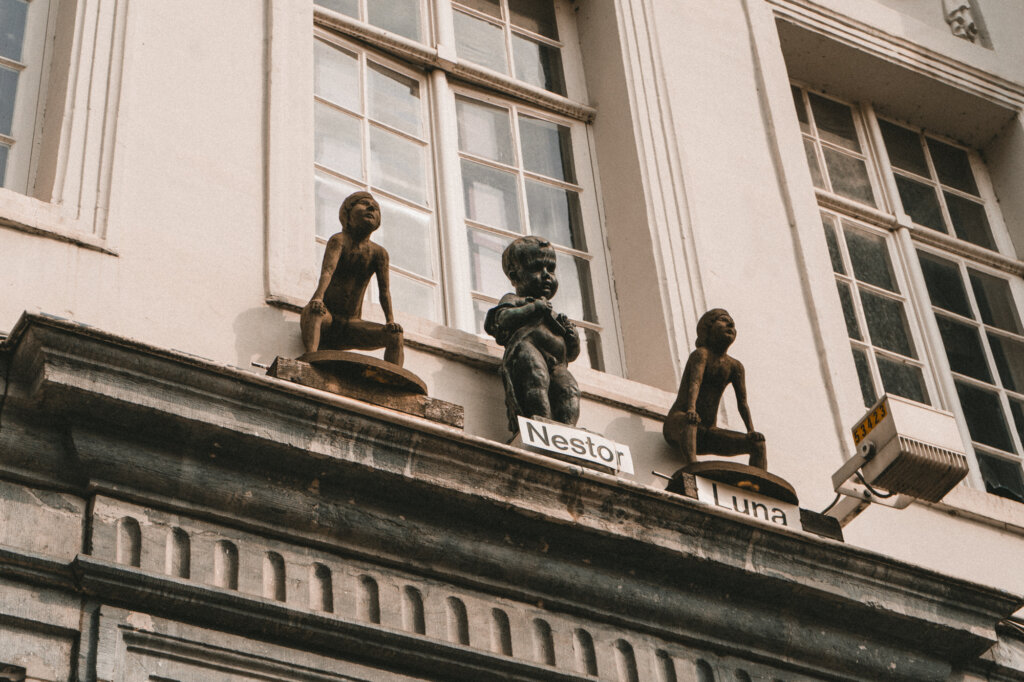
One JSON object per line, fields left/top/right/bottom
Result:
{"left": 927, "top": 484, "right": 1024, "bottom": 537}
{"left": 0, "top": 189, "right": 116, "bottom": 255}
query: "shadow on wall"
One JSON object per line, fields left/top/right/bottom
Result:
{"left": 232, "top": 306, "right": 300, "bottom": 370}
{"left": 602, "top": 412, "right": 679, "bottom": 488}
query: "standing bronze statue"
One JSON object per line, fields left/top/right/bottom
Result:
{"left": 485, "top": 236, "right": 581, "bottom": 432}
{"left": 301, "top": 191, "right": 404, "bottom": 366}
{"left": 663, "top": 309, "right": 766, "bottom": 469}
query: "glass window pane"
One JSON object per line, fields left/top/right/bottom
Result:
{"left": 916, "top": 251, "right": 971, "bottom": 317}
{"left": 804, "top": 138, "right": 824, "bottom": 189}
{"left": 807, "top": 93, "right": 860, "bottom": 152}
{"left": 844, "top": 227, "right": 896, "bottom": 292}
{"left": 472, "top": 297, "right": 492, "bottom": 335}
{"left": 822, "top": 148, "right": 874, "bottom": 205}
{"left": 0, "top": 143, "right": 8, "bottom": 187}
{"left": 0, "top": 0, "right": 27, "bottom": 62}
{"left": 792, "top": 87, "right": 810, "bottom": 134}
{"left": 579, "top": 328, "right": 604, "bottom": 372}
{"left": 821, "top": 214, "right": 844, "bottom": 274}
{"left": 836, "top": 281, "right": 861, "bottom": 341}
{"left": 944, "top": 192, "right": 994, "bottom": 250}
{"left": 461, "top": 159, "right": 522, "bottom": 232}
{"left": 970, "top": 270, "right": 1023, "bottom": 334}
{"left": 368, "top": 62, "right": 422, "bottom": 138}
{"left": 878, "top": 120, "right": 928, "bottom": 178}
{"left": 314, "top": 102, "right": 362, "bottom": 179}
{"left": 315, "top": 0, "right": 358, "bottom": 17}
{"left": 1010, "top": 399, "right": 1024, "bottom": 453}
{"left": 894, "top": 175, "right": 945, "bottom": 232}
{"left": 387, "top": 272, "right": 440, "bottom": 322}
{"left": 955, "top": 381, "right": 1014, "bottom": 452}
{"left": 456, "top": 97, "right": 514, "bottom": 165}
{"left": 852, "top": 347, "right": 877, "bottom": 408}
{"left": 314, "top": 41, "right": 360, "bottom": 112}
{"left": 860, "top": 290, "right": 915, "bottom": 357}
{"left": 935, "top": 315, "right": 992, "bottom": 383}
{"left": 554, "top": 252, "right": 597, "bottom": 323}
{"left": 928, "top": 137, "right": 978, "bottom": 195}
{"left": 0, "top": 65, "right": 19, "bottom": 137}
{"left": 977, "top": 453, "right": 1024, "bottom": 503}
{"left": 314, "top": 171, "right": 360, "bottom": 239}
{"left": 454, "top": 11, "right": 509, "bottom": 75}
{"left": 457, "top": 0, "right": 502, "bottom": 19}
{"left": 374, "top": 196, "right": 434, "bottom": 277}
{"left": 368, "top": 0, "right": 421, "bottom": 41}
{"left": 525, "top": 180, "right": 584, "bottom": 249}
{"left": 512, "top": 35, "right": 565, "bottom": 95}
{"left": 877, "top": 355, "right": 929, "bottom": 405}
{"left": 990, "top": 333, "right": 1024, "bottom": 393}
{"left": 508, "top": 0, "right": 559, "bottom": 39}
{"left": 519, "top": 115, "right": 575, "bottom": 182}
{"left": 467, "top": 228, "right": 512, "bottom": 298}
{"left": 370, "top": 127, "right": 427, "bottom": 205}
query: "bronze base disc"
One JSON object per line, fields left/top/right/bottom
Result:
{"left": 298, "top": 350, "right": 427, "bottom": 395}
{"left": 671, "top": 461, "right": 798, "bottom": 505}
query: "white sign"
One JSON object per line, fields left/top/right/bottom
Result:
{"left": 517, "top": 416, "right": 635, "bottom": 474}
{"left": 694, "top": 476, "right": 799, "bottom": 529}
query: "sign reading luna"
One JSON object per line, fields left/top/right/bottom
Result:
{"left": 694, "top": 476, "right": 798, "bottom": 528}
{"left": 517, "top": 416, "right": 635, "bottom": 474}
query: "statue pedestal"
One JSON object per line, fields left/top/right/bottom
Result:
{"left": 267, "top": 352, "right": 464, "bottom": 428}
{"left": 667, "top": 461, "right": 799, "bottom": 505}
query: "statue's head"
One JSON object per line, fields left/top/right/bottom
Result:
{"left": 503, "top": 236, "right": 558, "bottom": 299}
{"left": 339, "top": 191, "right": 381, "bottom": 236}
{"left": 695, "top": 308, "right": 736, "bottom": 349}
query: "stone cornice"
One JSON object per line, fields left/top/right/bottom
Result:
{"left": 1, "top": 313, "right": 1020, "bottom": 680}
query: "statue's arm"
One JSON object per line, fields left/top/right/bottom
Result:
{"left": 375, "top": 249, "right": 401, "bottom": 331}
{"left": 672, "top": 349, "right": 707, "bottom": 422}
{"left": 731, "top": 361, "right": 760, "bottom": 437}
{"left": 310, "top": 235, "right": 344, "bottom": 304}
{"left": 493, "top": 297, "right": 547, "bottom": 331}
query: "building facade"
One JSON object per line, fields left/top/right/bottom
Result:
{"left": 1, "top": 0, "right": 1024, "bottom": 679}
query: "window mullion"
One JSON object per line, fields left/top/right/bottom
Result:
{"left": 860, "top": 102, "right": 903, "bottom": 220}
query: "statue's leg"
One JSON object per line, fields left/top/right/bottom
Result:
{"left": 300, "top": 308, "right": 332, "bottom": 353}
{"left": 749, "top": 438, "right": 767, "bottom": 470}
{"left": 549, "top": 366, "right": 580, "bottom": 426}
{"left": 663, "top": 411, "right": 698, "bottom": 465}
{"left": 507, "top": 344, "right": 551, "bottom": 420}
{"left": 702, "top": 428, "right": 766, "bottom": 468}
{"left": 335, "top": 321, "right": 404, "bottom": 366}
{"left": 383, "top": 328, "right": 404, "bottom": 366}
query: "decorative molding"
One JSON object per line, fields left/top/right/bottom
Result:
{"left": 942, "top": 0, "right": 979, "bottom": 43}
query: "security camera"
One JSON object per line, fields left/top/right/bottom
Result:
{"left": 825, "top": 394, "right": 969, "bottom": 526}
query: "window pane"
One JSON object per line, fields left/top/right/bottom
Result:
{"left": 944, "top": 192, "right": 994, "bottom": 250}
{"left": 0, "top": 143, "right": 7, "bottom": 186}
{"left": 807, "top": 93, "right": 860, "bottom": 152}
{"left": 877, "top": 355, "right": 929, "bottom": 405}
{"left": 457, "top": 0, "right": 501, "bottom": 19}
{"left": 955, "top": 380, "right": 1013, "bottom": 452}
{"left": 894, "top": 175, "right": 945, "bottom": 232}
{"left": 467, "top": 228, "right": 512, "bottom": 298}
{"left": 0, "top": 0, "right": 27, "bottom": 62}
{"left": 917, "top": 251, "right": 971, "bottom": 317}
{"left": 860, "top": 290, "right": 915, "bottom": 357}
{"left": 977, "top": 453, "right": 1024, "bottom": 503}
{"left": 928, "top": 137, "right": 978, "bottom": 195}
{"left": 836, "top": 281, "right": 861, "bottom": 341}
{"left": 579, "top": 328, "right": 604, "bottom": 372}
{"left": 461, "top": 159, "right": 521, "bottom": 232}
{"left": 525, "top": 180, "right": 584, "bottom": 250}
{"left": 512, "top": 35, "right": 565, "bottom": 95}
{"left": 990, "top": 333, "right": 1024, "bottom": 393}
{"left": 454, "top": 11, "right": 509, "bottom": 75}
{"left": 970, "top": 270, "right": 1023, "bottom": 333}
{"left": 315, "top": 0, "right": 358, "bottom": 17}
{"left": 519, "top": 115, "right": 575, "bottom": 182}
{"left": 0, "top": 65, "right": 19, "bottom": 137}
{"left": 791, "top": 87, "right": 810, "bottom": 134}
{"left": 508, "top": 0, "right": 559, "bottom": 39}
{"left": 822, "top": 148, "right": 874, "bottom": 205}
{"left": 804, "top": 139, "right": 823, "bottom": 189}
{"left": 374, "top": 196, "right": 434, "bottom": 277}
{"left": 554, "top": 252, "right": 597, "bottom": 323}
{"left": 821, "top": 214, "right": 844, "bottom": 274}
{"left": 388, "top": 272, "right": 440, "bottom": 322}
{"left": 456, "top": 97, "right": 514, "bottom": 165}
{"left": 1011, "top": 399, "right": 1024, "bottom": 453}
{"left": 314, "top": 171, "right": 360, "bottom": 239}
{"left": 368, "top": 62, "right": 422, "bottom": 137}
{"left": 314, "top": 102, "right": 362, "bottom": 179}
{"left": 314, "top": 41, "right": 360, "bottom": 112}
{"left": 852, "top": 347, "right": 877, "bottom": 407}
{"left": 935, "top": 315, "right": 992, "bottom": 383}
{"left": 878, "top": 120, "right": 928, "bottom": 178}
{"left": 368, "top": 0, "right": 421, "bottom": 41}
{"left": 370, "top": 127, "right": 427, "bottom": 204}
{"left": 844, "top": 228, "right": 895, "bottom": 291}
{"left": 472, "top": 297, "right": 492, "bottom": 335}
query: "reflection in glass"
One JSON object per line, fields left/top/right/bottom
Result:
{"left": 944, "top": 191, "right": 994, "bottom": 250}
{"left": 370, "top": 127, "right": 427, "bottom": 204}
{"left": 956, "top": 381, "right": 1013, "bottom": 452}
{"left": 836, "top": 282, "right": 861, "bottom": 341}
{"left": 368, "top": 0, "right": 421, "bottom": 41}
{"left": 314, "top": 171, "right": 360, "bottom": 239}
{"left": 526, "top": 180, "right": 583, "bottom": 249}
{"left": 314, "top": 41, "right": 359, "bottom": 112}
{"left": 508, "top": 0, "right": 559, "bottom": 38}
{"left": 467, "top": 228, "right": 512, "bottom": 298}
{"left": 978, "top": 453, "right": 1024, "bottom": 503}
{"left": 314, "top": 102, "right": 362, "bottom": 179}
{"left": 860, "top": 290, "right": 915, "bottom": 357}
{"left": 315, "top": 0, "right": 358, "bottom": 17}
{"left": 894, "top": 175, "right": 945, "bottom": 232}
{"left": 791, "top": 87, "right": 809, "bottom": 134}
{"left": 374, "top": 196, "right": 434, "bottom": 277}
{"left": 877, "top": 355, "right": 929, "bottom": 405}
{"left": 454, "top": 11, "right": 508, "bottom": 74}
{"left": 554, "top": 252, "right": 597, "bottom": 323}
{"left": 990, "top": 333, "right": 1024, "bottom": 393}
{"left": 512, "top": 35, "right": 565, "bottom": 95}
{"left": 823, "top": 148, "right": 874, "bottom": 205}
{"left": 936, "top": 316, "right": 992, "bottom": 383}
{"left": 456, "top": 97, "right": 514, "bottom": 164}
{"left": 519, "top": 115, "right": 574, "bottom": 182}
{"left": 808, "top": 93, "right": 860, "bottom": 152}
{"left": 461, "top": 159, "right": 521, "bottom": 232}
{"left": 804, "top": 139, "right": 823, "bottom": 189}
{"left": 368, "top": 62, "right": 422, "bottom": 137}
{"left": 821, "top": 214, "right": 844, "bottom": 274}
{"left": 928, "top": 137, "right": 978, "bottom": 195}
{"left": 0, "top": 66, "right": 19, "bottom": 136}
{"left": 0, "top": 0, "right": 27, "bottom": 62}
{"left": 852, "top": 348, "right": 877, "bottom": 407}
{"left": 970, "top": 270, "right": 1023, "bottom": 334}
{"left": 917, "top": 251, "right": 971, "bottom": 317}
{"left": 878, "top": 120, "right": 928, "bottom": 178}
{"left": 844, "top": 228, "right": 895, "bottom": 291}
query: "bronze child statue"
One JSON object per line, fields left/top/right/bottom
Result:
{"left": 301, "top": 191, "right": 404, "bottom": 366}
{"left": 485, "top": 236, "right": 581, "bottom": 432}
{"left": 663, "top": 308, "right": 767, "bottom": 469}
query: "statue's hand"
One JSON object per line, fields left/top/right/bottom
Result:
{"left": 685, "top": 410, "right": 701, "bottom": 425}
{"left": 307, "top": 299, "right": 328, "bottom": 316}
{"left": 747, "top": 431, "right": 765, "bottom": 442}
{"left": 384, "top": 321, "right": 403, "bottom": 334}
{"left": 556, "top": 312, "right": 574, "bottom": 329}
